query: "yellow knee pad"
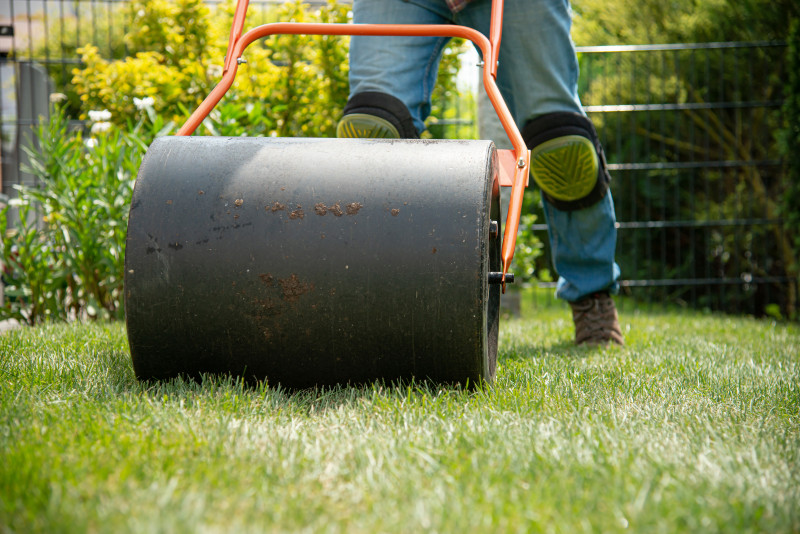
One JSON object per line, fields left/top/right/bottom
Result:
{"left": 523, "top": 112, "right": 610, "bottom": 211}
{"left": 530, "top": 134, "right": 599, "bottom": 203}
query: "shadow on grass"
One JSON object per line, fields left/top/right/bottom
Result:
{"left": 499, "top": 337, "right": 625, "bottom": 363}
{"left": 129, "top": 370, "right": 482, "bottom": 415}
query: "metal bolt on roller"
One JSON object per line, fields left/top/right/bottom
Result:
{"left": 125, "top": 137, "right": 502, "bottom": 388}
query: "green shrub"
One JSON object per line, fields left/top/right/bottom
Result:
{"left": 71, "top": 45, "right": 193, "bottom": 125}
{"left": 70, "top": 0, "right": 352, "bottom": 137}
{"left": 0, "top": 105, "right": 160, "bottom": 324}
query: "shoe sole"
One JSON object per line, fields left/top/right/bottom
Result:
{"left": 336, "top": 113, "right": 400, "bottom": 139}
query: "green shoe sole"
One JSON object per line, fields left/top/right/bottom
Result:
{"left": 336, "top": 113, "right": 400, "bottom": 139}
{"left": 530, "top": 135, "right": 599, "bottom": 202}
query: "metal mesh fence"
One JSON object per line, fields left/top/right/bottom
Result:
{"left": 573, "top": 42, "right": 794, "bottom": 317}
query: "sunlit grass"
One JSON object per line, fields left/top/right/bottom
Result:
{"left": 1, "top": 305, "right": 798, "bottom": 533}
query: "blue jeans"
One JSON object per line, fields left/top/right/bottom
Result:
{"left": 349, "top": 0, "right": 620, "bottom": 301}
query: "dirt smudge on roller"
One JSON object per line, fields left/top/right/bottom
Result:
{"left": 329, "top": 203, "right": 344, "bottom": 217}
{"left": 269, "top": 202, "right": 285, "bottom": 212}
{"left": 346, "top": 202, "right": 363, "bottom": 215}
{"left": 314, "top": 203, "right": 328, "bottom": 216}
{"left": 391, "top": 208, "right": 400, "bottom": 216}
{"left": 289, "top": 208, "right": 305, "bottom": 219}
{"left": 279, "top": 274, "right": 314, "bottom": 302}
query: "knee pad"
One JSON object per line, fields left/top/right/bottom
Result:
{"left": 522, "top": 112, "right": 611, "bottom": 211}
{"left": 336, "top": 91, "right": 419, "bottom": 139}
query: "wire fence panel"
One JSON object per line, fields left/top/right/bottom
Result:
{"left": 0, "top": 0, "right": 795, "bottom": 317}
{"left": 566, "top": 42, "right": 795, "bottom": 317}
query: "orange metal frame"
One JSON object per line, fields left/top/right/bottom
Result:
{"left": 177, "top": 0, "right": 529, "bottom": 291}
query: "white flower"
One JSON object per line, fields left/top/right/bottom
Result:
{"left": 206, "top": 64, "right": 223, "bottom": 79}
{"left": 91, "top": 121, "right": 112, "bottom": 134}
{"left": 49, "top": 92, "right": 67, "bottom": 103}
{"left": 85, "top": 138, "right": 99, "bottom": 149}
{"left": 88, "top": 109, "right": 112, "bottom": 122}
{"left": 133, "top": 96, "right": 155, "bottom": 110}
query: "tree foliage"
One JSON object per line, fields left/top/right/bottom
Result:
{"left": 571, "top": 0, "right": 798, "bottom": 46}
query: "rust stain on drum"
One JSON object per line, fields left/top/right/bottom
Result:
{"left": 329, "top": 203, "right": 344, "bottom": 217}
{"left": 314, "top": 203, "right": 328, "bottom": 216}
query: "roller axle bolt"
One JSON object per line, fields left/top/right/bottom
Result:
{"left": 488, "top": 272, "right": 514, "bottom": 284}
{"left": 490, "top": 220, "right": 499, "bottom": 239}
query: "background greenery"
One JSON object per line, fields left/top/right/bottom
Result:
{"left": 4, "top": 0, "right": 799, "bottom": 320}
{"left": 0, "top": 106, "right": 145, "bottom": 324}
{"left": 1, "top": 302, "right": 797, "bottom": 532}
{"left": 562, "top": 0, "right": 797, "bottom": 318}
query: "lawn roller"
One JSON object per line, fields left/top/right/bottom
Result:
{"left": 124, "top": 0, "right": 530, "bottom": 388}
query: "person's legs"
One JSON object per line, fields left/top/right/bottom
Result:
{"left": 341, "top": 0, "right": 622, "bottom": 343}
{"left": 542, "top": 192, "right": 620, "bottom": 301}
{"left": 460, "top": 0, "right": 622, "bottom": 343}
{"left": 462, "top": 0, "right": 620, "bottom": 293}
{"left": 456, "top": 0, "right": 582, "bottom": 124}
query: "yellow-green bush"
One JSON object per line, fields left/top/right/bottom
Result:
{"left": 71, "top": 0, "right": 351, "bottom": 137}
{"left": 71, "top": 46, "right": 193, "bottom": 124}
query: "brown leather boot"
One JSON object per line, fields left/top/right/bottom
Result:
{"left": 569, "top": 292, "right": 624, "bottom": 346}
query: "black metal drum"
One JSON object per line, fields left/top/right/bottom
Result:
{"left": 125, "top": 137, "right": 501, "bottom": 387}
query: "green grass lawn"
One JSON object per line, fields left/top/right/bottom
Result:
{"left": 1, "top": 302, "right": 798, "bottom": 533}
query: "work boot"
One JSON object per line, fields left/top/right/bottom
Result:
{"left": 569, "top": 292, "right": 624, "bottom": 346}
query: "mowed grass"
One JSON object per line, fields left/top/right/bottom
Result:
{"left": 1, "top": 303, "right": 798, "bottom": 533}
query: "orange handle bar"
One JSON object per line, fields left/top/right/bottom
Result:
{"left": 177, "top": 1, "right": 529, "bottom": 291}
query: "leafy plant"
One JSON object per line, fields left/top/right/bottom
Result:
{"left": 0, "top": 198, "right": 68, "bottom": 324}
{"left": 70, "top": 0, "right": 353, "bottom": 138}
{"left": 0, "top": 104, "right": 157, "bottom": 324}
